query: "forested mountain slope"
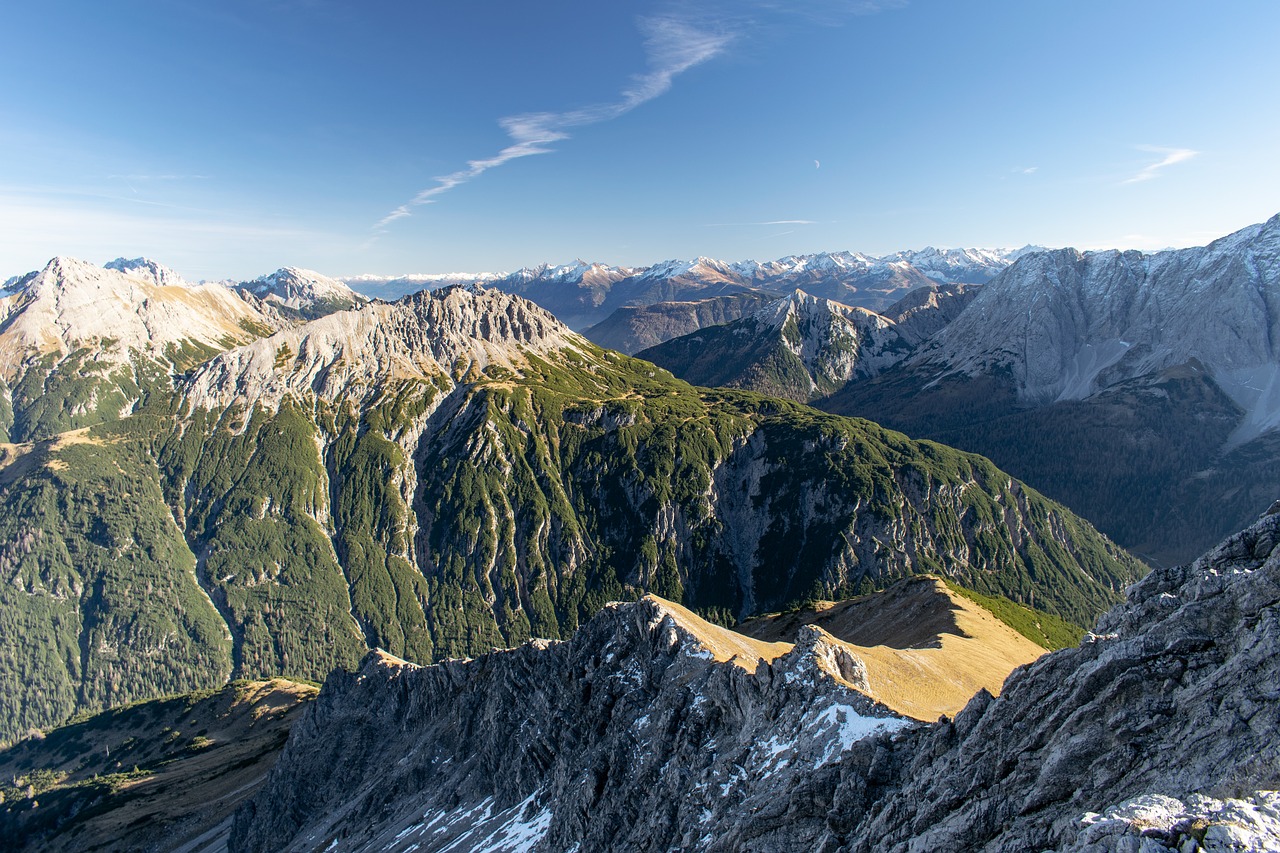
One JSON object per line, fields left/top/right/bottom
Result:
{"left": 0, "top": 284, "right": 1142, "bottom": 742}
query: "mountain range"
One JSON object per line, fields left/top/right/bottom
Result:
{"left": 341, "top": 245, "right": 1035, "bottom": 333}
{"left": 3, "top": 219, "right": 1278, "bottom": 852}
{"left": 0, "top": 257, "right": 1140, "bottom": 744}
{"left": 637, "top": 215, "right": 1280, "bottom": 567}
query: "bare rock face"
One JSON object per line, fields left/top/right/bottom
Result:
{"left": 836, "top": 502, "right": 1280, "bottom": 851}
{"left": 229, "top": 596, "right": 909, "bottom": 852}
{"left": 918, "top": 214, "right": 1280, "bottom": 442}
{"left": 231, "top": 506, "right": 1280, "bottom": 852}
{"left": 180, "top": 284, "right": 586, "bottom": 411}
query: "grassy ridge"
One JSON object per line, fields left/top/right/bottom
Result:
{"left": 943, "top": 579, "right": 1085, "bottom": 650}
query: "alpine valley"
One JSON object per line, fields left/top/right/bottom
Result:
{"left": 0, "top": 220, "right": 1277, "bottom": 852}
{"left": 644, "top": 215, "right": 1280, "bottom": 568}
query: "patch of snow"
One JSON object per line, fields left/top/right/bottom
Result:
{"left": 806, "top": 702, "right": 910, "bottom": 767}
{"left": 429, "top": 792, "right": 553, "bottom": 853}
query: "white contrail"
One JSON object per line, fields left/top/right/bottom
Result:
{"left": 373, "top": 16, "right": 730, "bottom": 232}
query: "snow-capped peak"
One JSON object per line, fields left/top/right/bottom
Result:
{"left": 239, "top": 267, "right": 366, "bottom": 314}
{"left": 879, "top": 246, "right": 1043, "bottom": 283}
{"left": 641, "top": 257, "right": 740, "bottom": 280}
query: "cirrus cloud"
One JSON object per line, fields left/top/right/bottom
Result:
{"left": 373, "top": 15, "right": 731, "bottom": 232}
{"left": 1123, "top": 145, "right": 1199, "bottom": 184}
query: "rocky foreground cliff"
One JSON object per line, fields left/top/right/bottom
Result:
{"left": 232, "top": 506, "right": 1280, "bottom": 852}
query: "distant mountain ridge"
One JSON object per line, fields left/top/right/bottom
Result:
{"left": 637, "top": 284, "right": 978, "bottom": 402}
{"left": 103, "top": 256, "right": 194, "bottom": 288}
{"left": 332, "top": 245, "right": 1037, "bottom": 328}
{"left": 342, "top": 271, "right": 500, "bottom": 301}
{"left": 235, "top": 267, "right": 367, "bottom": 321}
{"left": 483, "top": 246, "right": 1034, "bottom": 329}
{"left": 819, "top": 213, "right": 1280, "bottom": 565}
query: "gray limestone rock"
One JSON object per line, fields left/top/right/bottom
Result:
{"left": 230, "top": 597, "right": 907, "bottom": 852}
{"left": 232, "top": 504, "right": 1280, "bottom": 852}
{"left": 918, "top": 214, "right": 1280, "bottom": 442}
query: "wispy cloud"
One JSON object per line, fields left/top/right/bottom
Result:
{"left": 1123, "top": 145, "right": 1199, "bottom": 184}
{"left": 373, "top": 15, "right": 730, "bottom": 232}
{"left": 1015, "top": 166, "right": 1038, "bottom": 175}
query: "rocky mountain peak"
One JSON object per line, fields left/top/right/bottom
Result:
{"left": 0, "top": 256, "right": 269, "bottom": 380}
{"left": 880, "top": 281, "right": 981, "bottom": 345}
{"left": 238, "top": 266, "right": 366, "bottom": 318}
{"left": 914, "top": 214, "right": 1280, "bottom": 441}
{"left": 179, "top": 284, "right": 585, "bottom": 411}
{"left": 754, "top": 288, "right": 891, "bottom": 331}
{"left": 103, "top": 256, "right": 192, "bottom": 288}
{"left": 637, "top": 289, "right": 915, "bottom": 402}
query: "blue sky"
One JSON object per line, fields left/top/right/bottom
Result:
{"left": 2, "top": 0, "right": 1278, "bottom": 280}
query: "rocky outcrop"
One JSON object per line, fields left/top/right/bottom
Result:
{"left": 636, "top": 290, "right": 913, "bottom": 401}
{"left": 836, "top": 500, "right": 1280, "bottom": 851}
{"left": 231, "top": 506, "right": 1280, "bottom": 853}
{"left": 230, "top": 596, "right": 908, "bottom": 852}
